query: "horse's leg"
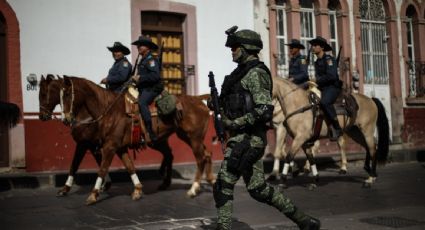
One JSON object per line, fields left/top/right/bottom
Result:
{"left": 337, "top": 135, "right": 348, "bottom": 174}
{"left": 57, "top": 142, "right": 88, "bottom": 197}
{"left": 303, "top": 140, "right": 319, "bottom": 174}
{"left": 175, "top": 131, "right": 207, "bottom": 197}
{"left": 86, "top": 145, "right": 115, "bottom": 205}
{"left": 269, "top": 123, "right": 286, "bottom": 180}
{"left": 363, "top": 132, "right": 377, "bottom": 188}
{"left": 88, "top": 144, "right": 111, "bottom": 192}
{"left": 202, "top": 144, "right": 215, "bottom": 185}
{"left": 151, "top": 139, "right": 173, "bottom": 190}
{"left": 117, "top": 151, "right": 143, "bottom": 200}
{"left": 281, "top": 135, "right": 305, "bottom": 184}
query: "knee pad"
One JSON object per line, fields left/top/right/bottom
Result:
{"left": 248, "top": 183, "right": 274, "bottom": 205}
{"left": 213, "top": 179, "right": 234, "bottom": 208}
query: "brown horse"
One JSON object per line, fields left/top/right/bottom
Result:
{"left": 60, "top": 76, "right": 215, "bottom": 204}
{"left": 273, "top": 77, "right": 389, "bottom": 188}
{"left": 39, "top": 74, "right": 112, "bottom": 196}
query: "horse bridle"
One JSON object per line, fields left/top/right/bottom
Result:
{"left": 60, "top": 78, "right": 75, "bottom": 120}
{"left": 278, "top": 82, "right": 314, "bottom": 127}
{"left": 40, "top": 83, "right": 60, "bottom": 120}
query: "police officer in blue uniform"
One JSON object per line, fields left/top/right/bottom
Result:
{"left": 309, "top": 36, "right": 343, "bottom": 141}
{"left": 285, "top": 39, "right": 309, "bottom": 86}
{"left": 101, "top": 42, "right": 132, "bottom": 92}
{"left": 131, "top": 36, "right": 163, "bottom": 142}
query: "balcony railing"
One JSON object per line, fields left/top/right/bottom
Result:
{"left": 406, "top": 60, "right": 425, "bottom": 98}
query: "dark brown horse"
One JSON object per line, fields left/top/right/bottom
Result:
{"left": 39, "top": 74, "right": 112, "bottom": 196}
{"left": 60, "top": 76, "right": 214, "bottom": 204}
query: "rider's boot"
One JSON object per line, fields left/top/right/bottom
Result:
{"left": 329, "top": 118, "right": 342, "bottom": 141}
{"left": 286, "top": 207, "right": 321, "bottom": 230}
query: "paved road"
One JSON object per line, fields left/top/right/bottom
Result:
{"left": 1, "top": 161, "right": 424, "bottom": 230}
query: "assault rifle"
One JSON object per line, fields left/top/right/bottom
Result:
{"left": 306, "top": 46, "right": 312, "bottom": 65}
{"left": 208, "top": 71, "right": 226, "bottom": 154}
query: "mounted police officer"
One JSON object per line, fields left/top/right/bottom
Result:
{"left": 285, "top": 39, "right": 309, "bottom": 86}
{"left": 101, "top": 42, "right": 132, "bottom": 92}
{"left": 131, "top": 36, "right": 164, "bottom": 142}
{"left": 309, "top": 36, "right": 343, "bottom": 141}
{"left": 213, "top": 25, "right": 320, "bottom": 230}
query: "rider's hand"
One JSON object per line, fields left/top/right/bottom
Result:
{"left": 223, "top": 117, "right": 242, "bottom": 131}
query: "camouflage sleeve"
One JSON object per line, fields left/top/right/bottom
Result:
{"left": 233, "top": 67, "right": 272, "bottom": 127}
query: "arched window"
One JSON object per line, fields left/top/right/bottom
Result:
{"left": 275, "top": 0, "right": 288, "bottom": 77}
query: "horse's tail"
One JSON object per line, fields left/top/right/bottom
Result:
{"left": 0, "top": 101, "right": 21, "bottom": 128}
{"left": 372, "top": 97, "right": 390, "bottom": 164}
{"left": 194, "top": 94, "right": 210, "bottom": 101}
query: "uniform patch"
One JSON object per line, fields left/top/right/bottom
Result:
{"left": 123, "top": 61, "right": 129, "bottom": 68}
{"left": 327, "top": 59, "right": 333, "bottom": 66}
{"left": 149, "top": 60, "right": 155, "bottom": 67}
{"left": 301, "top": 59, "right": 306, "bottom": 65}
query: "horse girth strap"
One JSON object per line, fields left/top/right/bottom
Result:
{"left": 282, "top": 104, "right": 313, "bottom": 129}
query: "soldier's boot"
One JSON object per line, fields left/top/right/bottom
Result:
{"left": 329, "top": 118, "right": 343, "bottom": 141}
{"left": 145, "top": 123, "right": 158, "bottom": 142}
{"left": 286, "top": 207, "right": 321, "bottom": 230}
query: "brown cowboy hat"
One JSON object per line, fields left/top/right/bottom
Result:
{"left": 285, "top": 39, "right": 305, "bottom": 49}
{"left": 309, "top": 36, "right": 332, "bottom": 52}
{"left": 131, "top": 36, "right": 158, "bottom": 50}
{"left": 107, "top": 42, "right": 130, "bottom": 55}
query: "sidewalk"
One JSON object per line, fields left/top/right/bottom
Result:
{"left": 1, "top": 144, "right": 424, "bottom": 192}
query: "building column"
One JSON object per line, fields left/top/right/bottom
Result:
{"left": 314, "top": 7, "right": 330, "bottom": 38}
{"left": 336, "top": 9, "right": 352, "bottom": 88}
{"left": 286, "top": 0, "right": 301, "bottom": 40}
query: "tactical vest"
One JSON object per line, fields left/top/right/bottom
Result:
{"left": 220, "top": 59, "right": 272, "bottom": 120}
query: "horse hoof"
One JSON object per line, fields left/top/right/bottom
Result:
{"left": 158, "top": 181, "right": 171, "bottom": 191}
{"left": 86, "top": 192, "right": 99, "bottom": 205}
{"left": 56, "top": 186, "right": 71, "bottom": 197}
{"left": 339, "top": 169, "right": 347, "bottom": 175}
{"left": 131, "top": 186, "right": 143, "bottom": 200}
{"left": 307, "top": 183, "right": 317, "bottom": 191}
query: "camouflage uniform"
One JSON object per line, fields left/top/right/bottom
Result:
{"left": 214, "top": 26, "right": 320, "bottom": 230}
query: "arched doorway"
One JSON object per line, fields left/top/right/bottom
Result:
{"left": 0, "top": 12, "right": 9, "bottom": 166}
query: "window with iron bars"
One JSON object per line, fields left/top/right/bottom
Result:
{"left": 275, "top": 0, "right": 288, "bottom": 78}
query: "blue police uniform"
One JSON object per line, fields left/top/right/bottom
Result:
{"left": 314, "top": 53, "right": 343, "bottom": 139}
{"left": 136, "top": 51, "right": 163, "bottom": 141}
{"left": 288, "top": 54, "right": 308, "bottom": 85}
{"left": 106, "top": 57, "right": 132, "bottom": 92}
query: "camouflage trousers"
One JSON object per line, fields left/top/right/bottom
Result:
{"left": 213, "top": 145, "right": 299, "bottom": 230}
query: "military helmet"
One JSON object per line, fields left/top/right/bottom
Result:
{"left": 225, "top": 26, "right": 263, "bottom": 52}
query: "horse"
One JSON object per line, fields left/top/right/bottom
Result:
{"left": 39, "top": 74, "right": 112, "bottom": 196}
{"left": 60, "top": 76, "right": 215, "bottom": 204}
{"left": 265, "top": 97, "right": 321, "bottom": 180}
{"left": 273, "top": 77, "right": 389, "bottom": 188}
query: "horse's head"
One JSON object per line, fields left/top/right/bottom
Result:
{"left": 39, "top": 74, "right": 62, "bottom": 121}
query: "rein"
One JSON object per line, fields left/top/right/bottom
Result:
{"left": 66, "top": 78, "right": 125, "bottom": 126}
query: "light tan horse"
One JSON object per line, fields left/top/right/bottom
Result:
{"left": 273, "top": 77, "right": 389, "bottom": 187}
{"left": 266, "top": 98, "right": 320, "bottom": 180}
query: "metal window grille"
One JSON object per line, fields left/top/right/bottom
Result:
{"left": 275, "top": 2, "right": 288, "bottom": 78}
{"left": 300, "top": 5, "right": 316, "bottom": 78}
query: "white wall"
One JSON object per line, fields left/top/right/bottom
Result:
{"left": 8, "top": 0, "right": 132, "bottom": 113}
{"left": 173, "top": 0, "right": 255, "bottom": 94}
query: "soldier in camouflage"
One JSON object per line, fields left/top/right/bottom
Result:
{"left": 213, "top": 26, "right": 320, "bottom": 230}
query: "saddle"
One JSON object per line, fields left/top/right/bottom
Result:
{"left": 305, "top": 81, "right": 359, "bottom": 146}
{"left": 124, "top": 84, "right": 183, "bottom": 146}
